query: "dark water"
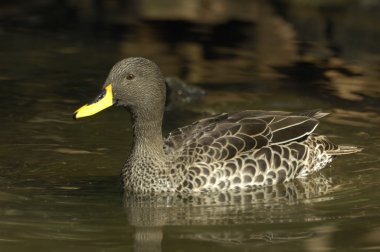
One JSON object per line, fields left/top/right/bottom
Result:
{"left": 0, "top": 1, "right": 380, "bottom": 251}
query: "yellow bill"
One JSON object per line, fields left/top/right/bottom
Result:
{"left": 73, "top": 84, "right": 114, "bottom": 119}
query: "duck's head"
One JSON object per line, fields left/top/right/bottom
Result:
{"left": 73, "top": 57, "right": 166, "bottom": 119}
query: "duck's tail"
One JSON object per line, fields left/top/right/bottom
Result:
{"left": 326, "top": 145, "right": 363, "bottom": 156}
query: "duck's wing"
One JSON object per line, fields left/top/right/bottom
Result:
{"left": 164, "top": 110, "right": 325, "bottom": 162}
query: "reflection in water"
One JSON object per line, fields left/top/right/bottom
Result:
{"left": 326, "top": 109, "right": 380, "bottom": 128}
{"left": 1, "top": 1, "right": 379, "bottom": 103}
{"left": 0, "top": 0, "right": 380, "bottom": 251}
{"left": 124, "top": 174, "right": 333, "bottom": 251}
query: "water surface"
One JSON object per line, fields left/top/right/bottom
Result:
{"left": 0, "top": 1, "right": 380, "bottom": 251}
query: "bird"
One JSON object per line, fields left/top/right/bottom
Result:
{"left": 73, "top": 57, "right": 362, "bottom": 195}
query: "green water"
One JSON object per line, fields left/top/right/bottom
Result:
{"left": 1, "top": 1, "right": 380, "bottom": 251}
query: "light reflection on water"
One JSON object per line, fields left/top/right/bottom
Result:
{"left": 0, "top": 82, "right": 378, "bottom": 251}
{"left": 0, "top": 1, "right": 380, "bottom": 251}
{"left": 1, "top": 83, "right": 379, "bottom": 251}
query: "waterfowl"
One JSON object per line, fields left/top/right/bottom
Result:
{"left": 165, "top": 76, "right": 206, "bottom": 110}
{"left": 73, "top": 57, "right": 361, "bottom": 195}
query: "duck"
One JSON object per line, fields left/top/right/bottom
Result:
{"left": 73, "top": 57, "right": 362, "bottom": 195}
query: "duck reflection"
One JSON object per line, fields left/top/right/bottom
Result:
{"left": 124, "top": 174, "right": 334, "bottom": 251}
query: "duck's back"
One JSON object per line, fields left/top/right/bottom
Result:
{"left": 164, "top": 110, "right": 361, "bottom": 192}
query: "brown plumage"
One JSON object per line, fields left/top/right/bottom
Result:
{"left": 73, "top": 57, "right": 362, "bottom": 195}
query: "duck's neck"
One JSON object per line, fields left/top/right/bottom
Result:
{"left": 129, "top": 107, "right": 165, "bottom": 160}
{"left": 122, "top": 106, "right": 170, "bottom": 194}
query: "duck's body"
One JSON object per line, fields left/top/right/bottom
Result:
{"left": 74, "top": 57, "right": 361, "bottom": 195}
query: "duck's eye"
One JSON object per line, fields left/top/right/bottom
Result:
{"left": 126, "top": 74, "right": 135, "bottom": 80}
